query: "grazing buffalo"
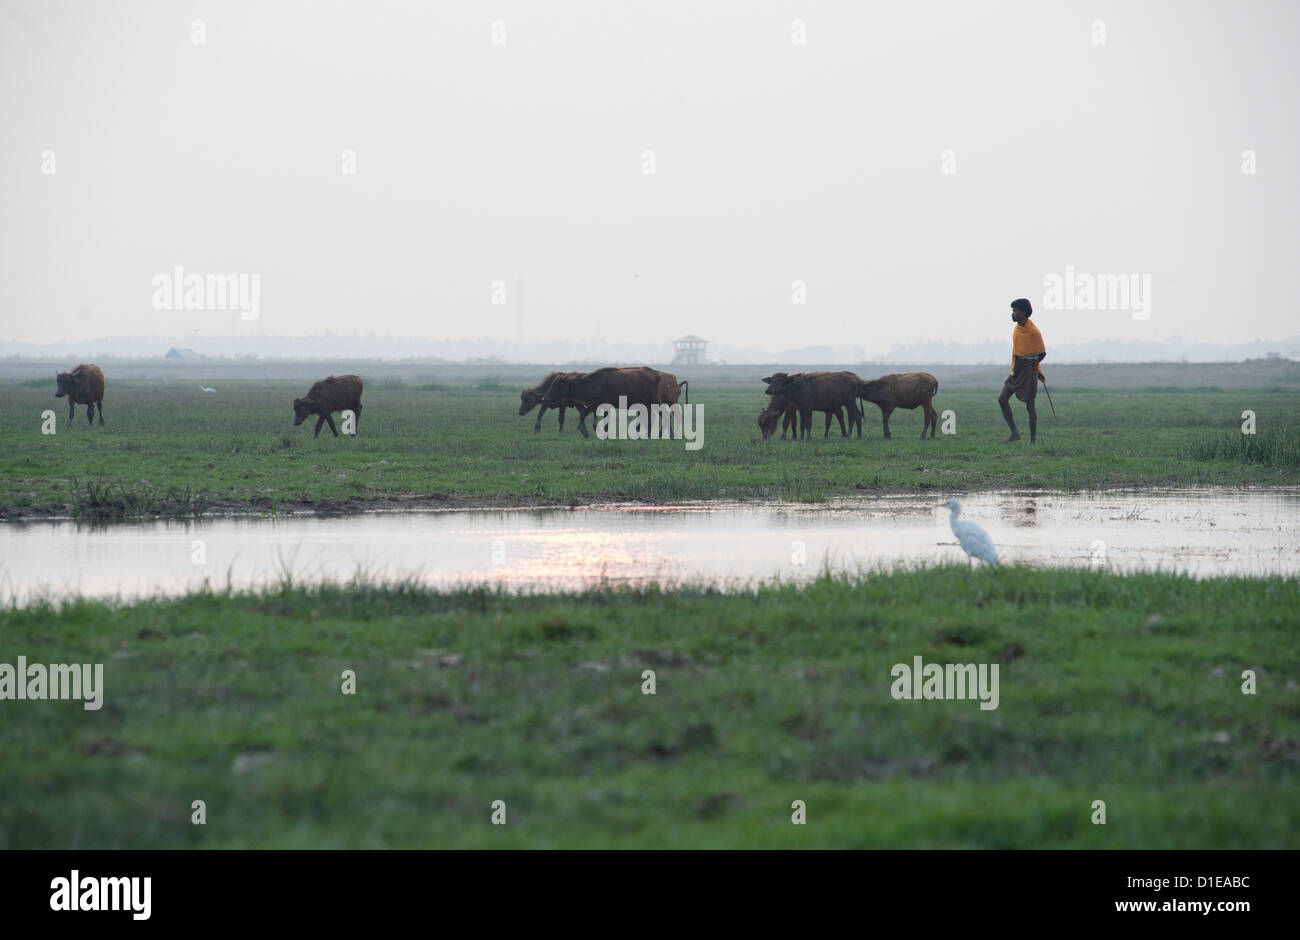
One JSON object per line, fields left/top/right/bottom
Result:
{"left": 292, "top": 374, "right": 364, "bottom": 438}
{"left": 55, "top": 363, "right": 106, "bottom": 425}
{"left": 762, "top": 371, "right": 863, "bottom": 439}
{"left": 519, "top": 371, "right": 587, "bottom": 432}
{"left": 757, "top": 391, "right": 799, "bottom": 440}
{"left": 543, "top": 366, "right": 677, "bottom": 438}
{"left": 859, "top": 371, "right": 939, "bottom": 439}
{"left": 654, "top": 371, "right": 690, "bottom": 437}
{"left": 757, "top": 385, "right": 857, "bottom": 440}
{"left": 657, "top": 372, "right": 689, "bottom": 406}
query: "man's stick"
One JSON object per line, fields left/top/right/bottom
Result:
{"left": 1040, "top": 376, "right": 1057, "bottom": 417}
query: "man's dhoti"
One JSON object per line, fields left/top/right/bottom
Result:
{"left": 1001, "top": 357, "right": 1040, "bottom": 404}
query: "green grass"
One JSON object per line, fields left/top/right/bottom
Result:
{"left": 1, "top": 567, "right": 1295, "bottom": 848}
{"left": 1186, "top": 426, "right": 1300, "bottom": 468}
{"left": 2, "top": 382, "right": 1298, "bottom": 518}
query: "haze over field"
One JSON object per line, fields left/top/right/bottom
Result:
{"left": 2, "top": 332, "right": 1299, "bottom": 365}
{"left": 2, "top": 0, "right": 1298, "bottom": 359}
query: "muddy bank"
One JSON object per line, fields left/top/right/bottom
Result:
{"left": 0, "top": 492, "right": 544, "bottom": 523}
{"left": 7, "top": 481, "right": 1290, "bottom": 525}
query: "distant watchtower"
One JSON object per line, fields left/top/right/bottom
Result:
{"left": 672, "top": 335, "right": 707, "bottom": 365}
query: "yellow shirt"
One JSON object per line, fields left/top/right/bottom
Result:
{"left": 1011, "top": 320, "right": 1045, "bottom": 374}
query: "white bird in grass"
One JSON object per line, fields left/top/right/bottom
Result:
{"left": 199, "top": 386, "right": 216, "bottom": 393}
{"left": 943, "top": 498, "right": 998, "bottom": 567}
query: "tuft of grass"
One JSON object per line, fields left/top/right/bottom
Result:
{"left": 1187, "top": 426, "right": 1300, "bottom": 469}
{"left": 72, "top": 476, "right": 212, "bottom": 521}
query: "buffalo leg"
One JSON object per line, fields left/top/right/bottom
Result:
{"left": 314, "top": 415, "right": 326, "bottom": 437}
{"left": 556, "top": 406, "right": 566, "bottom": 432}
{"left": 67, "top": 401, "right": 75, "bottom": 423}
{"left": 832, "top": 408, "right": 847, "bottom": 437}
{"left": 325, "top": 414, "right": 339, "bottom": 437}
{"left": 534, "top": 403, "right": 548, "bottom": 432}
{"left": 353, "top": 402, "right": 361, "bottom": 430}
{"left": 882, "top": 407, "right": 894, "bottom": 439}
{"left": 97, "top": 401, "right": 104, "bottom": 425}
{"left": 577, "top": 405, "right": 593, "bottom": 438}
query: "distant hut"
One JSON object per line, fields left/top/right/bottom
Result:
{"left": 672, "top": 335, "right": 707, "bottom": 365}
{"left": 165, "top": 347, "right": 203, "bottom": 360}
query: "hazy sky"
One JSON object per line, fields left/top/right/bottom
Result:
{"left": 2, "top": 0, "right": 1297, "bottom": 355}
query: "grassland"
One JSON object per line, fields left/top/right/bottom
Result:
{"left": 2, "top": 567, "right": 1296, "bottom": 849}
{"left": 1, "top": 376, "right": 1297, "bottom": 519}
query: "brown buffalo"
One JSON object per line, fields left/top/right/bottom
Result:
{"left": 757, "top": 391, "right": 799, "bottom": 440}
{"left": 858, "top": 371, "right": 939, "bottom": 439}
{"left": 654, "top": 371, "right": 691, "bottom": 436}
{"left": 519, "top": 371, "right": 587, "bottom": 432}
{"left": 543, "top": 366, "right": 676, "bottom": 438}
{"left": 758, "top": 388, "right": 853, "bottom": 440}
{"left": 656, "top": 371, "right": 689, "bottom": 406}
{"left": 292, "top": 374, "right": 364, "bottom": 438}
{"left": 763, "top": 371, "right": 863, "bottom": 439}
{"left": 55, "top": 363, "right": 106, "bottom": 425}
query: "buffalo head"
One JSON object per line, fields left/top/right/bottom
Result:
{"left": 763, "top": 372, "right": 795, "bottom": 398}
{"left": 519, "top": 387, "right": 543, "bottom": 416}
{"left": 858, "top": 379, "right": 885, "bottom": 405}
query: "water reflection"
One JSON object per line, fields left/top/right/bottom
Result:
{"left": 0, "top": 488, "right": 1296, "bottom": 604}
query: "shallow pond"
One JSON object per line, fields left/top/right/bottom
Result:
{"left": 1, "top": 488, "right": 1296, "bottom": 603}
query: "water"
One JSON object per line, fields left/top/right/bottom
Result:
{"left": 1, "top": 489, "right": 1296, "bottom": 603}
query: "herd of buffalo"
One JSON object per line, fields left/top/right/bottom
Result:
{"left": 519, "top": 366, "right": 939, "bottom": 441}
{"left": 51, "top": 362, "right": 940, "bottom": 440}
{"left": 759, "top": 370, "right": 940, "bottom": 440}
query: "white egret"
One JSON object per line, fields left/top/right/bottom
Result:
{"left": 943, "top": 498, "right": 998, "bottom": 567}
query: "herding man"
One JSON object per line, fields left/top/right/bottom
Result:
{"left": 997, "top": 298, "right": 1046, "bottom": 443}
